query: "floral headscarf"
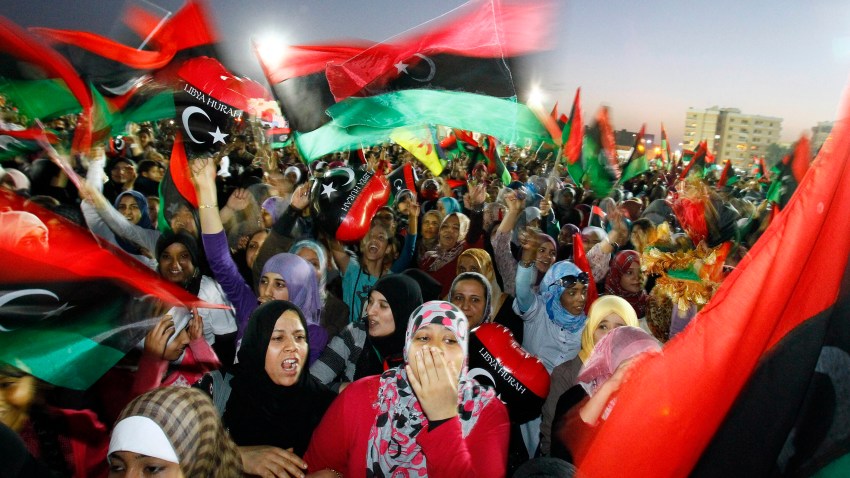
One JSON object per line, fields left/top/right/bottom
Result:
{"left": 577, "top": 325, "right": 660, "bottom": 395}
{"left": 366, "top": 301, "right": 495, "bottom": 477}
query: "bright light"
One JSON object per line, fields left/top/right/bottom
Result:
{"left": 527, "top": 85, "right": 546, "bottom": 109}
{"left": 646, "top": 139, "right": 653, "bottom": 144}
{"left": 254, "top": 32, "right": 290, "bottom": 67}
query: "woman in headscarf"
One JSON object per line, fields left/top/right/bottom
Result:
{"left": 540, "top": 296, "right": 639, "bottom": 456}
{"left": 206, "top": 301, "right": 336, "bottom": 478}
{"left": 193, "top": 159, "right": 327, "bottom": 364}
{"left": 449, "top": 271, "right": 492, "bottom": 330}
{"left": 290, "top": 239, "right": 349, "bottom": 339}
{"left": 82, "top": 189, "right": 157, "bottom": 268}
{"left": 416, "top": 209, "right": 444, "bottom": 265}
{"left": 0, "top": 210, "right": 49, "bottom": 254}
{"left": 436, "top": 196, "right": 462, "bottom": 216}
{"left": 456, "top": 250, "right": 503, "bottom": 322}
{"left": 493, "top": 191, "right": 555, "bottom": 297}
{"left": 108, "top": 387, "right": 241, "bottom": 477}
{"left": 155, "top": 232, "right": 237, "bottom": 359}
{"left": 305, "top": 301, "right": 510, "bottom": 478}
{"left": 420, "top": 209, "right": 484, "bottom": 298}
{"left": 310, "top": 274, "right": 423, "bottom": 391}
{"left": 604, "top": 250, "right": 649, "bottom": 320}
{"left": 556, "top": 326, "right": 661, "bottom": 463}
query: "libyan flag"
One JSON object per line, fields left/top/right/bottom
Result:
{"left": 0, "top": 190, "right": 222, "bottom": 390}
{"left": 619, "top": 123, "right": 648, "bottom": 183}
{"left": 569, "top": 107, "right": 850, "bottom": 476}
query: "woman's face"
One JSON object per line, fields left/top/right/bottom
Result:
{"left": 592, "top": 312, "right": 628, "bottom": 344}
{"left": 365, "top": 291, "right": 394, "bottom": 338}
{"left": 16, "top": 227, "right": 49, "bottom": 255}
{"left": 264, "top": 310, "right": 308, "bottom": 387}
{"left": 158, "top": 243, "right": 195, "bottom": 284}
{"left": 421, "top": 214, "right": 440, "bottom": 240}
{"left": 361, "top": 226, "right": 390, "bottom": 262}
{"left": 117, "top": 195, "right": 142, "bottom": 225}
{"left": 108, "top": 451, "right": 183, "bottom": 478}
{"left": 558, "top": 227, "right": 575, "bottom": 247}
{"left": 437, "top": 201, "right": 447, "bottom": 216}
{"left": 620, "top": 261, "right": 643, "bottom": 293}
{"left": 258, "top": 272, "right": 289, "bottom": 304}
{"left": 451, "top": 279, "right": 487, "bottom": 328}
{"left": 456, "top": 255, "right": 482, "bottom": 275}
{"left": 583, "top": 231, "right": 605, "bottom": 250}
{"left": 0, "top": 373, "right": 36, "bottom": 431}
{"left": 246, "top": 230, "right": 269, "bottom": 269}
{"left": 560, "top": 282, "right": 587, "bottom": 316}
{"left": 438, "top": 215, "right": 461, "bottom": 249}
{"left": 162, "top": 322, "right": 191, "bottom": 363}
{"left": 295, "top": 247, "right": 322, "bottom": 284}
{"left": 408, "top": 324, "right": 464, "bottom": 381}
{"left": 535, "top": 241, "right": 556, "bottom": 273}
{"left": 147, "top": 197, "right": 160, "bottom": 223}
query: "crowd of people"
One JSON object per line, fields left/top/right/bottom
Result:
{"left": 0, "top": 105, "right": 781, "bottom": 477}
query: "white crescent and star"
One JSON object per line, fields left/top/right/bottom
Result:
{"left": 321, "top": 182, "right": 337, "bottom": 198}
{"left": 395, "top": 53, "right": 436, "bottom": 82}
{"left": 0, "top": 289, "right": 72, "bottom": 332}
{"left": 181, "top": 106, "right": 212, "bottom": 144}
{"left": 328, "top": 167, "right": 356, "bottom": 187}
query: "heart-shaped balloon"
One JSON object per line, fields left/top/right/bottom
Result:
{"left": 310, "top": 166, "right": 389, "bottom": 243}
{"left": 468, "top": 323, "right": 551, "bottom": 424}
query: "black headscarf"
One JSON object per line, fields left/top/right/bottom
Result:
{"left": 222, "top": 301, "right": 335, "bottom": 456}
{"left": 155, "top": 231, "right": 203, "bottom": 295}
{"left": 401, "top": 268, "right": 443, "bottom": 302}
{"left": 354, "top": 274, "right": 423, "bottom": 379}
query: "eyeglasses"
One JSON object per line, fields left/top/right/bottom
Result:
{"left": 549, "top": 272, "right": 589, "bottom": 289}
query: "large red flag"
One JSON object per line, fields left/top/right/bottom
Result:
{"left": 571, "top": 91, "right": 850, "bottom": 476}
{"left": 572, "top": 233, "right": 599, "bottom": 314}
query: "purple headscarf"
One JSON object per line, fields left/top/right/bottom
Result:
{"left": 261, "top": 253, "right": 321, "bottom": 326}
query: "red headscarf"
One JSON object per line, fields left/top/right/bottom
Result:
{"left": 604, "top": 250, "right": 648, "bottom": 318}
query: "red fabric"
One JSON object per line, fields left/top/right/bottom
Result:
{"left": 573, "top": 94, "right": 850, "bottom": 476}
{"left": 790, "top": 135, "right": 812, "bottom": 183}
{"left": 168, "top": 132, "right": 199, "bottom": 208}
{"left": 125, "top": 0, "right": 217, "bottom": 54}
{"left": 678, "top": 140, "right": 708, "bottom": 180}
{"left": 259, "top": 43, "right": 373, "bottom": 84}
{"left": 572, "top": 232, "right": 598, "bottom": 314}
{"left": 30, "top": 27, "right": 176, "bottom": 69}
{"left": 131, "top": 337, "right": 221, "bottom": 398}
{"left": 304, "top": 375, "right": 510, "bottom": 478}
{"left": 562, "top": 88, "right": 582, "bottom": 165}
{"left": 325, "top": 0, "right": 553, "bottom": 100}
{"left": 717, "top": 160, "right": 732, "bottom": 188}
{"left": 0, "top": 17, "right": 93, "bottom": 152}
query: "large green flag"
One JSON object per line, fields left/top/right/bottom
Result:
{"left": 620, "top": 124, "right": 649, "bottom": 183}
{"left": 0, "top": 79, "right": 83, "bottom": 120}
{"left": 295, "top": 89, "right": 551, "bottom": 161}
{"left": 583, "top": 107, "right": 620, "bottom": 197}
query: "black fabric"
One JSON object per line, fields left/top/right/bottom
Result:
{"left": 222, "top": 300, "right": 336, "bottom": 456}
{"left": 0, "top": 422, "right": 52, "bottom": 478}
{"left": 401, "top": 268, "right": 442, "bottom": 302}
{"left": 551, "top": 384, "right": 589, "bottom": 463}
{"left": 354, "top": 274, "right": 423, "bottom": 380}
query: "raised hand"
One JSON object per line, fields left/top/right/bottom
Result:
{"left": 539, "top": 196, "right": 552, "bottom": 217}
{"left": 290, "top": 182, "right": 311, "bottom": 211}
{"left": 186, "top": 308, "right": 203, "bottom": 342}
{"left": 189, "top": 156, "right": 217, "bottom": 193}
{"left": 226, "top": 188, "right": 251, "bottom": 212}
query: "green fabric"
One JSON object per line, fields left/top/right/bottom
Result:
{"left": 0, "top": 79, "right": 82, "bottom": 120}
{"left": 296, "top": 90, "right": 551, "bottom": 161}
{"left": 620, "top": 154, "right": 648, "bottom": 183}
{"left": 582, "top": 133, "right": 617, "bottom": 197}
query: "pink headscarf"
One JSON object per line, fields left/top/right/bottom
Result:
{"left": 577, "top": 326, "right": 660, "bottom": 395}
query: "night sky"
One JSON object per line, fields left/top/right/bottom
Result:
{"left": 3, "top": 0, "right": 850, "bottom": 147}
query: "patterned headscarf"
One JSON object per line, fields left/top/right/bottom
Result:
{"left": 540, "top": 260, "right": 588, "bottom": 333}
{"left": 604, "top": 250, "right": 649, "bottom": 318}
{"left": 366, "top": 301, "right": 496, "bottom": 477}
{"left": 261, "top": 253, "right": 322, "bottom": 326}
{"left": 422, "top": 213, "right": 470, "bottom": 272}
{"left": 111, "top": 386, "right": 242, "bottom": 477}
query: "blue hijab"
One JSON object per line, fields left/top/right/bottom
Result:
{"left": 540, "top": 260, "right": 587, "bottom": 333}
{"left": 114, "top": 190, "right": 152, "bottom": 255}
{"left": 438, "top": 197, "right": 462, "bottom": 215}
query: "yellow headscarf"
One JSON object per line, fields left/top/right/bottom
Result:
{"left": 578, "top": 295, "right": 640, "bottom": 362}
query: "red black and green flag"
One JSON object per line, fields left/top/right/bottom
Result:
{"left": 582, "top": 107, "right": 620, "bottom": 197}
{"left": 767, "top": 136, "right": 811, "bottom": 210}
{"left": 570, "top": 103, "right": 850, "bottom": 477}
{"left": 387, "top": 162, "right": 419, "bottom": 205}
{"left": 619, "top": 123, "right": 649, "bottom": 183}
{"left": 0, "top": 127, "right": 57, "bottom": 160}
{"left": 660, "top": 123, "right": 672, "bottom": 170}
{"left": 561, "top": 88, "right": 584, "bottom": 185}
{"left": 679, "top": 140, "right": 710, "bottom": 179}
{"left": 716, "top": 159, "right": 739, "bottom": 189}
{"left": 0, "top": 190, "right": 223, "bottom": 390}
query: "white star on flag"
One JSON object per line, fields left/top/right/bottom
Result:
{"left": 209, "top": 126, "right": 229, "bottom": 144}
{"left": 394, "top": 61, "right": 409, "bottom": 74}
{"left": 321, "top": 182, "right": 337, "bottom": 198}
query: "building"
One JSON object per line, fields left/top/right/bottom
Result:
{"left": 683, "top": 107, "right": 782, "bottom": 169}
{"left": 811, "top": 121, "right": 834, "bottom": 152}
